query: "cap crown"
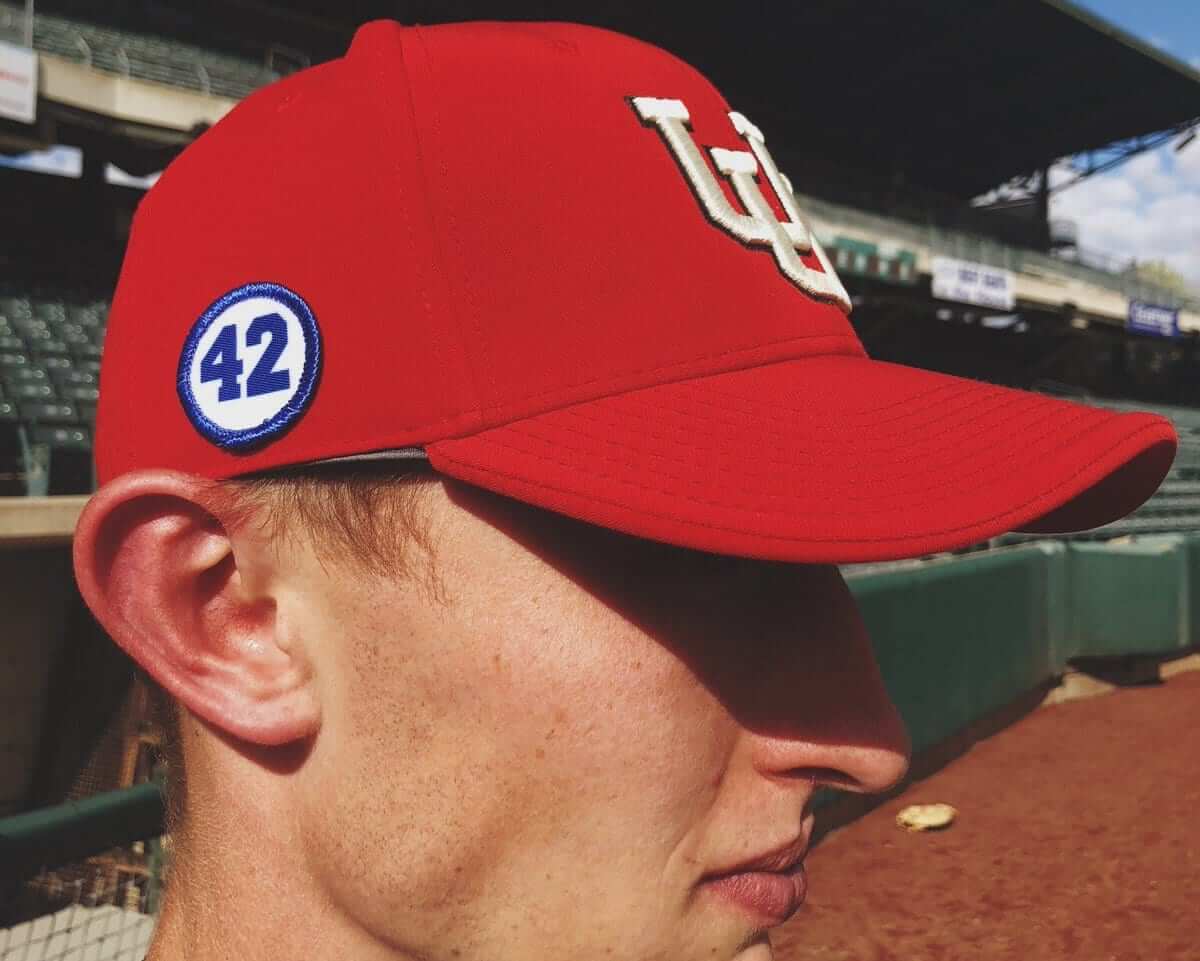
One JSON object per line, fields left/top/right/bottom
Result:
{"left": 97, "top": 19, "right": 860, "bottom": 481}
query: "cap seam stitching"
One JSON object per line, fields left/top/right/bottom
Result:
{"left": 430, "top": 420, "right": 1173, "bottom": 544}
{"left": 411, "top": 25, "right": 496, "bottom": 413}
{"left": 652, "top": 381, "right": 999, "bottom": 434}
{"left": 559, "top": 386, "right": 1080, "bottom": 458}
{"left": 401, "top": 25, "right": 488, "bottom": 426}
{"left": 480, "top": 404, "right": 1103, "bottom": 509}
{"left": 606, "top": 380, "right": 1061, "bottom": 442}
{"left": 474, "top": 333, "right": 863, "bottom": 413}
{"left": 687, "top": 376, "right": 969, "bottom": 419}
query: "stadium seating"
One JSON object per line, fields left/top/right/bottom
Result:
{"left": 1022, "top": 398, "right": 1200, "bottom": 541}
{"left": 0, "top": 2, "right": 281, "bottom": 100}
{"left": 0, "top": 285, "right": 104, "bottom": 495}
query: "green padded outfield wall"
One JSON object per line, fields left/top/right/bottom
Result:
{"left": 1067, "top": 536, "right": 1191, "bottom": 659}
{"left": 846, "top": 544, "right": 1064, "bottom": 755}
{"left": 1183, "top": 535, "right": 1200, "bottom": 648}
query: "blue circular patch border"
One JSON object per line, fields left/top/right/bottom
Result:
{"left": 177, "top": 282, "right": 322, "bottom": 451}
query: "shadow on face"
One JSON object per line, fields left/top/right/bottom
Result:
{"left": 441, "top": 479, "right": 906, "bottom": 763}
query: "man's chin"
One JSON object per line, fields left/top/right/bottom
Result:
{"left": 730, "top": 933, "right": 774, "bottom": 961}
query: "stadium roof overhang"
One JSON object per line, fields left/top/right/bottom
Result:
{"left": 8, "top": 0, "right": 1200, "bottom": 195}
{"left": 252, "top": 0, "right": 1200, "bottom": 199}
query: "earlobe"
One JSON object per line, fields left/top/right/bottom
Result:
{"left": 74, "top": 470, "right": 321, "bottom": 747}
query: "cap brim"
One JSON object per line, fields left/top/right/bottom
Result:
{"left": 426, "top": 355, "right": 1177, "bottom": 563}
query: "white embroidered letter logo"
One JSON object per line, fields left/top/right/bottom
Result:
{"left": 631, "top": 97, "right": 850, "bottom": 312}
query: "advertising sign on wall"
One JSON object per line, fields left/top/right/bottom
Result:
{"left": 829, "top": 237, "right": 918, "bottom": 286}
{"left": 931, "top": 256, "right": 1015, "bottom": 310}
{"left": 1127, "top": 300, "right": 1179, "bottom": 339}
{"left": 0, "top": 40, "right": 37, "bottom": 124}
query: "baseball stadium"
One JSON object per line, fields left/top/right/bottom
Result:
{"left": 1, "top": 2, "right": 1199, "bottom": 959}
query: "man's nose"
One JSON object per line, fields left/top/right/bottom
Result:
{"left": 746, "top": 689, "right": 911, "bottom": 795}
{"left": 731, "top": 570, "right": 912, "bottom": 796}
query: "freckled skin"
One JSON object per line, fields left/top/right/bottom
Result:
{"left": 172, "top": 479, "right": 909, "bottom": 961}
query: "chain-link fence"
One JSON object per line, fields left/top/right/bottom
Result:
{"left": 1, "top": 837, "right": 165, "bottom": 961}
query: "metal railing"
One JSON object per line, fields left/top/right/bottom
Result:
{"left": 802, "top": 192, "right": 1200, "bottom": 312}
{"left": 0, "top": 2, "right": 280, "bottom": 100}
{"left": 0, "top": 783, "right": 164, "bottom": 883}
{"left": 0, "top": 783, "right": 166, "bottom": 960}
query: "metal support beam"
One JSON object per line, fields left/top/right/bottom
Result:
{"left": 974, "top": 117, "right": 1200, "bottom": 218}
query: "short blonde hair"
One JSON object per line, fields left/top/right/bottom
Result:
{"left": 148, "top": 461, "right": 438, "bottom": 834}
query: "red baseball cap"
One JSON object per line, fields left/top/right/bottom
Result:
{"left": 95, "top": 19, "right": 1177, "bottom": 563}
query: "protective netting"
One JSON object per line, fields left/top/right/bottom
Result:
{"left": 1, "top": 839, "right": 165, "bottom": 961}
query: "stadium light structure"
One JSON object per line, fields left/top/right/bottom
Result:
{"left": 978, "top": 115, "right": 1200, "bottom": 211}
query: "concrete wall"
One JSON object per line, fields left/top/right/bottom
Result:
{"left": 0, "top": 546, "right": 73, "bottom": 817}
{"left": 0, "top": 498, "right": 84, "bottom": 817}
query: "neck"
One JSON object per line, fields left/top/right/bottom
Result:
{"left": 144, "top": 738, "right": 416, "bottom": 961}
{"left": 146, "top": 822, "right": 418, "bottom": 961}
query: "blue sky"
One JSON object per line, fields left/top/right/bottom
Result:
{"left": 1051, "top": 2, "right": 1200, "bottom": 288}
{"left": 1078, "top": 0, "right": 1199, "bottom": 64}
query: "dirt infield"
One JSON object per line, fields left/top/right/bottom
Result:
{"left": 776, "top": 669, "right": 1200, "bottom": 960}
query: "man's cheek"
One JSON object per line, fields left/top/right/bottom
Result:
{"left": 531, "top": 671, "right": 733, "bottom": 828}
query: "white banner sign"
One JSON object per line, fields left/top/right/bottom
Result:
{"left": 931, "top": 256, "right": 1015, "bottom": 310}
{"left": 0, "top": 41, "right": 37, "bottom": 124}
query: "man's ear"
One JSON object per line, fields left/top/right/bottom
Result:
{"left": 73, "top": 470, "right": 320, "bottom": 747}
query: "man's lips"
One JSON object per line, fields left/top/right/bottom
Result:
{"left": 701, "top": 860, "right": 807, "bottom": 925}
{"left": 699, "top": 824, "right": 812, "bottom": 925}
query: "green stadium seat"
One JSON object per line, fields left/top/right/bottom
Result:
{"left": 60, "top": 385, "right": 99, "bottom": 404}
{"left": 34, "top": 339, "right": 72, "bottom": 358}
{"left": 28, "top": 426, "right": 94, "bottom": 494}
{"left": 31, "top": 424, "right": 90, "bottom": 449}
{"left": 0, "top": 352, "right": 33, "bottom": 370}
{"left": 3, "top": 366, "right": 48, "bottom": 384}
{"left": 18, "top": 401, "right": 78, "bottom": 424}
{"left": 52, "top": 369, "right": 98, "bottom": 387}
{"left": 0, "top": 296, "right": 31, "bottom": 319}
{"left": 58, "top": 325, "right": 92, "bottom": 346}
{"left": 33, "top": 302, "right": 65, "bottom": 322}
{"left": 7, "top": 382, "right": 55, "bottom": 402}
{"left": 0, "top": 421, "right": 28, "bottom": 495}
{"left": 71, "top": 341, "right": 103, "bottom": 360}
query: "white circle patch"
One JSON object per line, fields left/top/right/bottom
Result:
{"left": 178, "top": 282, "right": 321, "bottom": 450}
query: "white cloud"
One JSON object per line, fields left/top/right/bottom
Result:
{"left": 0, "top": 145, "right": 81, "bottom": 177}
{"left": 1174, "top": 136, "right": 1200, "bottom": 178}
{"left": 1051, "top": 138, "right": 1200, "bottom": 293}
{"left": 1123, "top": 149, "right": 1177, "bottom": 196}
